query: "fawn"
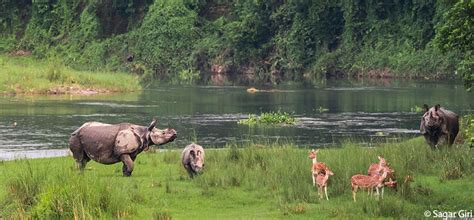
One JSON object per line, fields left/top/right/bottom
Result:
{"left": 368, "top": 156, "right": 387, "bottom": 176}
{"left": 368, "top": 156, "right": 397, "bottom": 190}
{"left": 351, "top": 166, "right": 392, "bottom": 202}
{"left": 315, "top": 167, "right": 334, "bottom": 200}
{"left": 308, "top": 149, "right": 329, "bottom": 186}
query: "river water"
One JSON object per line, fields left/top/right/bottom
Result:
{"left": 0, "top": 80, "right": 472, "bottom": 159}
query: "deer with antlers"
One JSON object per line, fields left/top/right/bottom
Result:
{"left": 308, "top": 149, "right": 329, "bottom": 186}
{"left": 351, "top": 165, "right": 392, "bottom": 202}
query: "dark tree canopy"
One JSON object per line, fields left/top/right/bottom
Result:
{"left": 0, "top": 0, "right": 470, "bottom": 85}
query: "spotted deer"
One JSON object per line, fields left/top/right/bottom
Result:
{"left": 368, "top": 156, "right": 387, "bottom": 176}
{"left": 308, "top": 149, "right": 329, "bottom": 186}
{"left": 368, "top": 156, "right": 397, "bottom": 190}
{"left": 315, "top": 167, "right": 334, "bottom": 200}
{"left": 351, "top": 166, "right": 392, "bottom": 202}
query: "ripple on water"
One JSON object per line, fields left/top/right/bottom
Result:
{"left": 76, "top": 102, "right": 160, "bottom": 108}
{"left": 325, "top": 87, "right": 394, "bottom": 91}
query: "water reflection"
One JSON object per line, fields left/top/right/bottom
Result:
{"left": 0, "top": 80, "right": 472, "bottom": 154}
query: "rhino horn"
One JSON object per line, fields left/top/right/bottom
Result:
{"left": 148, "top": 118, "right": 157, "bottom": 131}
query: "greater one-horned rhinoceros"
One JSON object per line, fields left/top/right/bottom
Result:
{"left": 69, "top": 119, "right": 177, "bottom": 176}
{"left": 420, "top": 104, "right": 459, "bottom": 149}
{"left": 181, "top": 143, "right": 205, "bottom": 178}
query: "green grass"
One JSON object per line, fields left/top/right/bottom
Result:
{"left": 461, "top": 114, "right": 474, "bottom": 148}
{"left": 0, "top": 138, "right": 472, "bottom": 219}
{"left": 238, "top": 111, "right": 297, "bottom": 125}
{"left": 0, "top": 54, "right": 141, "bottom": 94}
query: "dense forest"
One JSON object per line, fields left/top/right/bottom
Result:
{"left": 0, "top": 0, "right": 472, "bottom": 87}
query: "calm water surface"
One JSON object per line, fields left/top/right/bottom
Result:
{"left": 0, "top": 80, "right": 472, "bottom": 158}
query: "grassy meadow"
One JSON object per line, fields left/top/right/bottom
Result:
{"left": 0, "top": 55, "right": 141, "bottom": 94}
{"left": 0, "top": 137, "right": 472, "bottom": 219}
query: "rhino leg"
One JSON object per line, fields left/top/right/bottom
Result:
{"left": 185, "top": 164, "right": 196, "bottom": 178}
{"left": 187, "top": 167, "right": 194, "bottom": 179}
{"left": 120, "top": 154, "right": 134, "bottom": 176}
{"left": 424, "top": 135, "right": 439, "bottom": 150}
{"left": 77, "top": 155, "right": 90, "bottom": 170}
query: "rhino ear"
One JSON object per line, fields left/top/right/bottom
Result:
{"left": 435, "top": 104, "right": 441, "bottom": 111}
{"left": 422, "top": 104, "right": 429, "bottom": 113}
{"left": 148, "top": 118, "right": 157, "bottom": 131}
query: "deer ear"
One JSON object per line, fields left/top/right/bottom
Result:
{"left": 190, "top": 150, "right": 196, "bottom": 158}
{"left": 148, "top": 118, "right": 157, "bottom": 131}
{"left": 435, "top": 104, "right": 441, "bottom": 111}
{"left": 315, "top": 149, "right": 320, "bottom": 153}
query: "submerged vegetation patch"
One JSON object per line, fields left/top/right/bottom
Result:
{"left": 238, "top": 111, "right": 297, "bottom": 125}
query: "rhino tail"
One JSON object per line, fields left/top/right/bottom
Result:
{"left": 69, "top": 131, "right": 87, "bottom": 162}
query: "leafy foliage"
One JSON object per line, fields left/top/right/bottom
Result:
{"left": 0, "top": 0, "right": 468, "bottom": 84}
{"left": 435, "top": 0, "right": 474, "bottom": 90}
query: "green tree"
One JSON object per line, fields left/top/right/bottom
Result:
{"left": 435, "top": 0, "right": 474, "bottom": 90}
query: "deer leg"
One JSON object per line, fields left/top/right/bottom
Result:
{"left": 325, "top": 186, "right": 329, "bottom": 200}
{"left": 318, "top": 187, "right": 322, "bottom": 200}
{"left": 381, "top": 186, "right": 384, "bottom": 199}
{"left": 375, "top": 187, "right": 380, "bottom": 201}
{"left": 352, "top": 186, "right": 357, "bottom": 202}
{"left": 312, "top": 174, "right": 315, "bottom": 186}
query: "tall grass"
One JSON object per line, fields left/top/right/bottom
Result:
{"left": 0, "top": 55, "right": 141, "bottom": 94}
{"left": 193, "top": 138, "right": 472, "bottom": 217}
{"left": 0, "top": 138, "right": 472, "bottom": 219}
{"left": 2, "top": 160, "right": 134, "bottom": 219}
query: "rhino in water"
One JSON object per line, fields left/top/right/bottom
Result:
{"left": 181, "top": 143, "right": 205, "bottom": 178}
{"left": 69, "top": 119, "right": 177, "bottom": 176}
{"left": 420, "top": 104, "right": 459, "bottom": 149}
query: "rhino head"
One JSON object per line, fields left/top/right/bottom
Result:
{"left": 146, "top": 119, "right": 177, "bottom": 147}
{"left": 189, "top": 148, "right": 205, "bottom": 173}
{"left": 420, "top": 104, "right": 447, "bottom": 135}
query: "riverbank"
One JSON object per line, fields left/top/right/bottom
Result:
{"left": 0, "top": 55, "right": 141, "bottom": 95}
{"left": 0, "top": 138, "right": 472, "bottom": 219}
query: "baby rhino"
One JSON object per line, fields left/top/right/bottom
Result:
{"left": 181, "top": 143, "right": 205, "bottom": 178}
